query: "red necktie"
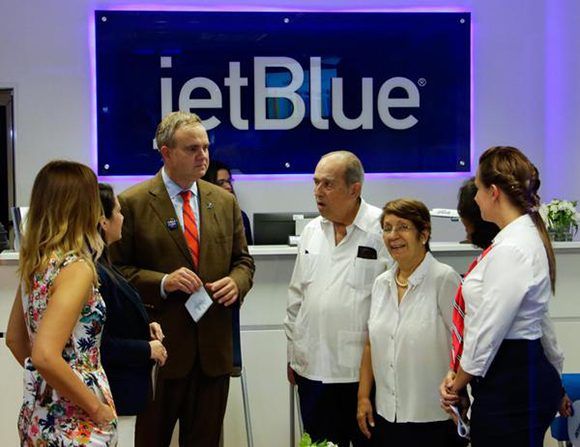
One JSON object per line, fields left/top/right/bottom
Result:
{"left": 179, "top": 190, "right": 199, "bottom": 268}
{"left": 450, "top": 245, "right": 493, "bottom": 372}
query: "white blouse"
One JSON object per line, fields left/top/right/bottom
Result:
{"left": 461, "top": 214, "right": 564, "bottom": 377}
{"left": 368, "top": 252, "right": 460, "bottom": 422}
{"left": 285, "top": 199, "right": 391, "bottom": 383}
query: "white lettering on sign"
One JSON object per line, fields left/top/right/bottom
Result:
{"left": 159, "top": 56, "right": 420, "bottom": 135}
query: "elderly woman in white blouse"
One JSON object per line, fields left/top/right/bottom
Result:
{"left": 357, "top": 199, "right": 466, "bottom": 446}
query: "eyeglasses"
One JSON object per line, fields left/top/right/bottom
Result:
{"left": 382, "top": 223, "right": 414, "bottom": 234}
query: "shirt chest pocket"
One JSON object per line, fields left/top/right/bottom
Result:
{"left": 347, "top": 257, "right": 381, "bottom": 294}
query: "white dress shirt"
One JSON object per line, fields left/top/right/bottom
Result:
{"left": 461, "top": 214, "right": 564, "bottom": 377}
{"left": 369, "top": 252, "right": 460, "bottom": 422}
{"left": 161, "top": 167, "right": 200, "bottom": 231}
{"left": 160, "top": 167, "right": 201, "bottom": 297}
{"left": 284, "top": 199, "right": 391, "bottom": 383}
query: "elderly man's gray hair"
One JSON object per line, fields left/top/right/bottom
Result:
{"left": 320, "top": 150, "right": 365, "bottom": 186}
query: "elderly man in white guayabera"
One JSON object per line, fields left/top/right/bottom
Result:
{"left": 285, "top": 150, "right": 390, "bottom": 447}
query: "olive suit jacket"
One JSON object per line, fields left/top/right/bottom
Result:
{"left": 110, "top": 172, "right": 255, "bottom": 379}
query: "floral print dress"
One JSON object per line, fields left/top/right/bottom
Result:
{"left": 18, "top": 254, "right": 118, "bottom": 446}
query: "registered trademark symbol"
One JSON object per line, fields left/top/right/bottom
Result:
{"left": 418, "top": 78, "right": 427, "bottom": 87}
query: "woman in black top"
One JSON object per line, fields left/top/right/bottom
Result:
{"left": 203, "top": 160, "right": 253, "bottom": 245}
{"left": 98, "top": 183, "right": 167, "bottom": 445}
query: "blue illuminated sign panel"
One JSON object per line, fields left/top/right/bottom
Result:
{"left": 95, "top": 11, "right": 470, "bottom": 175}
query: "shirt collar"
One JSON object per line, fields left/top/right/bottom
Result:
{"left": 352, "top": 199, "right": 378, "bottom": 233}
{"left": 387, "top": 251, "right": 434, "bottom": 287}
{"left": 319, "top": 198, "right": 373, "bottom": 232}
{"left": 161, "top": 167, "right": 199, "bottom": 201}
{"left": 492, "top": 214, "right": 532, "bottom": 245}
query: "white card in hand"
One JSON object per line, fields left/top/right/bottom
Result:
{"left": 450, "top": 404, "right": 470, "bottom": 439}
{"left": 185, "top": 287, "right": 213, "bottom": 322}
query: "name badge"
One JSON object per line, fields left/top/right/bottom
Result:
{"left": 166, "top": 218, "right": 178, "bottom": 230}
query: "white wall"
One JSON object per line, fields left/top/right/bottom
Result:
{"left": 1, "top": 0, "right": 579, "bottom": 227}
{"left": 543, "top": 0, "right": 580, "bottom": 202}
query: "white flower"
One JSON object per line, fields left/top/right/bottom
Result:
{"left": 542, "top": 199, "right": 580, "bottom": 229}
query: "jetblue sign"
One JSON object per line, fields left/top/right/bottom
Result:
{"left": 95, "top": 11, "right": 470, "bottom": 175}
{"left": 162, "top": 57, "right": 420, "bottom": 131}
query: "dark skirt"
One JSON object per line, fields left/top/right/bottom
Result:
{"left": 470, "top": 339, "right": 562, "bottom": 447}
{"left": 371, "top": 416, "right": 467, "bottom": 447}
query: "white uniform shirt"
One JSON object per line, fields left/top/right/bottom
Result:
{"left": 284, "top": 199, "right": 390, "bottom": 383}
{"left": 368, "top": 252, "right": 460, "bottom": 422}
{"left": 461, "top": 214, "right": 564, "bottom": 377}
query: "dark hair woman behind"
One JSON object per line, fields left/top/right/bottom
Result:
{"left": 457, "top": 178, "right": 499, "bottom": 250}
{"left": 439, "top": 177, "right": 501, "bottom": 433}
{"left": 98, "top": 183, "right": 167, "bottom": 445}
{"left": 203, "top": 160, "right": 253, "bottom": 245}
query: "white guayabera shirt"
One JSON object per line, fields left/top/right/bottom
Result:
{"left": 285, "top": 199, "right": 390, "bottom": 383}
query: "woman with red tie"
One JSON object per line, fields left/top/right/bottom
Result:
{"left": 441, "top": 146, "right": 565, "bottom": 446}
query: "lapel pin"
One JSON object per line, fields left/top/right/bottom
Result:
{"left": 206, "top": 202, "right": 214, "bottom": 209}
{"left": 166, "top": 218, "right": 178, "bottom": 230}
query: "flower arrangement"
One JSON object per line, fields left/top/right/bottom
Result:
{"left": 299, "top": 434, "right": 338, "bottom": 447}
{"left": 539, "top": 199, "right": 580, "bottom": 241}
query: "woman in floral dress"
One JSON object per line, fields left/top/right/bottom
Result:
{"left": 6, "top": 160, "right": 118, "bottom": 446}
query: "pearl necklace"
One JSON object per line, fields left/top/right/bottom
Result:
{"left": 395, "top": 272, "right": 409, "bottom": 288}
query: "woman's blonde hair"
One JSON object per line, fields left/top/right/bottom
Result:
{"left": 19, "top": 160, "right": 103, "bottom": 292}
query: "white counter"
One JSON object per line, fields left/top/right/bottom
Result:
{"left": 5, "top": 241, "right": 576, "bottom": 263}
{"left": 2, "top": 244, "right": 580, "bottom": 446}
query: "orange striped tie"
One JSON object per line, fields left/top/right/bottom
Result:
{"left": 179, "top": 190, "right": 199, "bottom": 268}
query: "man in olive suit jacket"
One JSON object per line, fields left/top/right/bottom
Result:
{"left": 111, "top": 111, "right": 255, "bottom": 447}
